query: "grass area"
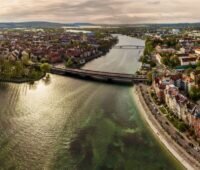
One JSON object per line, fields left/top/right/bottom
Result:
{"left": 159, "top": 106, "right": 168, "bottom": 115}
{"left": 159, "top": 106, "right": 188, "bottom": 133}
{"left": 150, "top": 91, "right": 161, "bottom": 105}
{"left": 149, "top": 90, "right": 188, "bottom": 133}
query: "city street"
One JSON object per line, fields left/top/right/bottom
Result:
{"left": 137, "top": 84, "right": 200, "bottom": 168}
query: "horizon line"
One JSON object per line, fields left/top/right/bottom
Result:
{"left": 0, "top": 21, "right": 200, "bottom": 25}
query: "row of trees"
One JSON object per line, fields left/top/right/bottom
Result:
{"left": 143, "top": 38, "right": 154, "bottom": 56}
{"left": 0, "top": 57, "right": 51, "bottom": 81}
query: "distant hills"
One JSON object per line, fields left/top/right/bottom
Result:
{"left": 0, "top": 21, "right": 200, "bottom": 29}
{"left": 0, "top": 22, "right": 95, "bottom": 29}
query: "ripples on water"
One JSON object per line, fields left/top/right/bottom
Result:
{"left": 0, "top": 35, "right": 183, "bottom": 170}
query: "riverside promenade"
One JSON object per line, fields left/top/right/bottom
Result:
{"left": 133, "top": 85, "right": 200, "bottom": 170}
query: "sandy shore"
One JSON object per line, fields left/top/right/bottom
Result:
{"left": 132, "top": 85, "right": 199, "bottom": 170}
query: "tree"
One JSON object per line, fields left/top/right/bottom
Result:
{"left": 196, "top": 66, "right": 200, "bottom": 70}
{"left": 65, "top": 58, "right": 73, "bottom": 67}
{"left": 1, "top": 59, "right": 12, "bottom": 79}
{"left": 143, "top": 39, "right": 154, "bottom": 56}
{"left": 150, "top": 61, "right": 156, "bottom": 67}
{"left": 161, "top": 56, "right": 170, "bottom": 66}
{"left": 147, "top": 71, "right": 153, "bottom": 83}
{"left": 14, "top": 61, "right": 23, "bottom": 78}
{"left": 196, "top": 61, "right": 200, "bottom": 67}
{"left": 40, "top": 63, "right": 51, "bottom": 73}
{"left": 189, "top": 85, "right": 200, "bottom": 101}
{"left": 139, "top": 55, "right": 148, "bottom": 64}
{"left": 185, "top": 68, "right": 193, "bottom": 76}
{"left": 170, "top": 56, "right": 180, "bottom": 67}
{"left": 177, "top": 122, "right": 188, "bottom": 132}
{"left": 21, "top": 53, "right": 30, "bottom": 65}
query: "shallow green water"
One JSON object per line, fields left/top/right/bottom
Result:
{"left": 0, "top": 35, "right": 184, "bottom": 169}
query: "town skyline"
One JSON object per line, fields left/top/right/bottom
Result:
{"left": 1, "top": 0, "right": 200, "bottom": 24}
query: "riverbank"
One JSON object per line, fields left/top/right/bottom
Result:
{"left": 132, "top": 85, "right": 200, "bottom": 170}
{"left": 0, "top": 72, "right": 45, "bottom": 84}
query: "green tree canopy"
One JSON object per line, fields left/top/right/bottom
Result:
{"left": 189, "top": 85, "right": 200, "bottom": 101}
{"left": 40, "top": 63, "right": 51, "bottom": 73}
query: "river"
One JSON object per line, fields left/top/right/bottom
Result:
{"left": 0, "top": 35, "right": 184, "bottom": 170}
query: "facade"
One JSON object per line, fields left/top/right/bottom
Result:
{"left": 195, "top": 48, "right": 200, "bottom": 55}
{"left": 191, "top": 106, "right": 200, "bottom": 138}
{"left": 153, "top": 74, "right": 200, "bottom": 138}
{"left": 179, "top": 57, "right": 197, "bottom": 66}
{"left": 156, "top": 53, "right": 162, "bottom": 64}
{"left": 164, "top": 85, "right": 188, "bottom": 119}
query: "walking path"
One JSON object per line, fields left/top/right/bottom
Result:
{"left": 132, "top": 85, "right": 200, "bottom": 170}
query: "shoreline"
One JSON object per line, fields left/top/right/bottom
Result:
{"left": 132, "top": 85, "right": 199, "bottom": 170}
{"left": 0, "top": 72, "right": 46, "bottom": 84}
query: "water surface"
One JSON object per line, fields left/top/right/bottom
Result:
{"left": 0, "top": 35, "right": 183, "bottom": 170}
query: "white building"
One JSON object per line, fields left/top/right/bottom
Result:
{"left": 179, "top": 57, "right": 197, "bottom": 66}
{"left": 165, "top": 85, "right": 188, "bottom": 119}
{"left": 171, "top": 29, "right": 180, "bottom": 35}
{"left": 195, "top": 49, "right": 200, "bottom": 55}
{"left": 156, "top": 53, "right": 162, "bottom": 64}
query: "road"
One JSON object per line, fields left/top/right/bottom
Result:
{"left": 137, "top": 84, "right": 200, "bottom": 169}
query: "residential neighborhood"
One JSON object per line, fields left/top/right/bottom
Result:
{"left": 0, "top": 28, "right": 117, "bottom": 66}
{"left": 140, "top": 28, "right": 200, "bottom": 142}
{"left": 0, "top": 28, "right": 117, "bottom": 81}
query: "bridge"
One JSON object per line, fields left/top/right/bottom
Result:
{"left": 113, "top": 45, "right": 145, "bottom": 49}
{"left": 49, "top": 66, "right": 148, "bottom": 85}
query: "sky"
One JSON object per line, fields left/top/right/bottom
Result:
{"left": 0, "top": 0, "right": 199, "bottom": 24}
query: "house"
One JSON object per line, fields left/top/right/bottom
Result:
{"left": 191, "top": 106, "right": 200, "bottom": 138}
{"left": 156, "top": 45, "right": 176, "bottom": 54}
{"left": 170, "top": 74, "right": 182, "bottom": 89}
{"left": 48, "top": 51, "right": 62, "bottom": 63}
{"left": 164, "top": 85, "right": 188, "bottom": 120}
{"left": 179, "top": 57, "right": 197, "bottom": 66}
{"left": 156, "top": 53, "right": 162, "bottom": 64}
{"left": 153, "top": 77, "right": 174, "bottom": 102}
{"left": 190, "top": 70, "right": 200, "bottom": 85}
{"left": 181, "top": 75, "right": 194, "bottom": 92}
{"left": 195, "top": 48, "right": 200, "bottom": 55}
{"left": 171, "top": 29, "right": 180, "bottom": 35}
{"left": 153, "top": 78, "right": 166, "bottom": 102}
{"left": 141, "top": 63, "right": 151, "bottom": 70}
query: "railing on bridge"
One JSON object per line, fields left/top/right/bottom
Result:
{"left": 50, "top": 66, "right": 147, "bottom": 85}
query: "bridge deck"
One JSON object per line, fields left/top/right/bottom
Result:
{"left": 53, "top": 67, "right": 134, "bottom": 78}
{"left": 114, "top": 45, "right": 144, "bottom": 49}
{"left": 50, "top": 67, "right": 147, "bottom": 85}
{"left": 33, "top": 64, "right": 147, "bottom": 85}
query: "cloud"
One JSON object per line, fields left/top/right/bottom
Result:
{"left": 0, "top": 0, "right": 199, "bottom": 24}
{"left": 148, "top": 1, "right": 161, "bottom": 5}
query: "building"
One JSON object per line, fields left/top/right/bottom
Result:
{"left": 171, "top": 29, "right": 180, "bottom": 35}
{"left": 156, "top": 45, "right": 176, "bottom": 54}
{"left": 164, "top": 84, "right": 188, "bottom": 120}
{"left": 179, "top": 57, "right": 197, "bottom": 66}
{"left": 153, "top": 77, "right": 174, "bottom": 102}
{"left": 156, "top": 53, "right": 162, "bottom": 64}
{"left": 153, "top": 78, "right": 166, "bottom": 102}
{"left": 191, "top": 106, "right": 200, "bottom": 138}
{"left": 195, "top": 48, "right": 200, "bottom": 55}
